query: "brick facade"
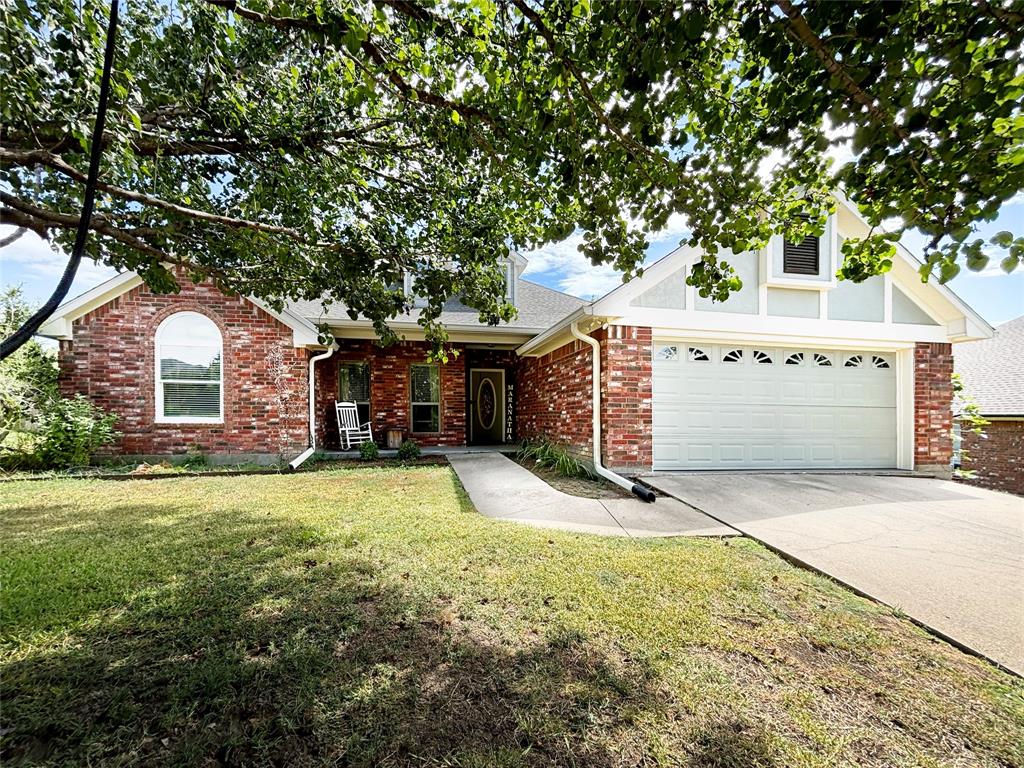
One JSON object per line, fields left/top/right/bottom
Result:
{"left": 960, "top": 419, "right": 1024, "bottom": 496}
{"left": 913, "top": 342, "right": 954, "bottom": 475}
{"left": 600, "top": 326, "right": 653, "bottom": 471}
{"left": 514, "top": 325, "right": 654, "bottom": 472}
{"left": 58, "top": 277, "right": 308, "bottom": 459}
{"left": 514, "top": 338, "right": 595, "bottom": 460}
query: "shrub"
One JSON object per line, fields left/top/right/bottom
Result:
{"left": 181, "top": 444, "right": 210, "bottom": 470}
{"left": 34, "top": 395, "right": 120, "bottom": 469}
{"left": 359, "top": 440, "right": 380, "bottom": 460}
{"left": 517, "top": 437, "right": 593, "bottom": 479}
{"left": 396, "top": 439, "right": 420, "bottom": 460}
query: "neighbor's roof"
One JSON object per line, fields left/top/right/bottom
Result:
{"left": 954, "top": 314, "right": 1024, "bottom": 416}
{"left": 287, "top": 278, "right": 585, "bottom": 332}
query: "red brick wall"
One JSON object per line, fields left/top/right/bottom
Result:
{"left": 514, "top": 325, "right": 654, "bottom": 472}
{"left": 960, "top": 419, "right": 1024, "bottom": 495}
{"left": 914, "top": 342, "right": 954, "bottom": 473}
{"left": 514, "top": 338, "right": 595, "bottom": 460}
{"left": 600, "top": 326, "right": 653, "bottom": 471}
{"left": 59, "top": 278, "right": 308, "bottom": 458}
{"left": 313, "top": 340, "right": 467, "bottom": 448}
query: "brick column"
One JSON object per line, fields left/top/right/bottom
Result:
{"left": 914, "top": 342, "right": 954, "bottom": 477}
{"left": 600, "top": 325, "right": 653, "bottom": 472}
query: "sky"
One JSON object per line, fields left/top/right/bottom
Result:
{"left": 1, "top": 196, "right": 1022, "bottom": 328}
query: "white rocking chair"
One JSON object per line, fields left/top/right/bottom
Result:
{"left": 335, "top": 401, "right": 373, "bottom": 450}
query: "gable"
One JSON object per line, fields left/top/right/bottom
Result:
{"left": 38, "top": 271, "right": 319, "bottom": 347}
{"left": 598, "top": 196, "right": 988, "bottom": 341}
{"left": 520, "top": 196, "right": 992, "bottom": 357}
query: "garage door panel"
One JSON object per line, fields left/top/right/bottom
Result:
{"left": 719, "top": 444, "right": 746, "bottom": 463}
{"left": 652, "top": 341, "right": 898, "bottom": 470}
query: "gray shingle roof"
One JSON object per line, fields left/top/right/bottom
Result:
{"left": 286, "top": 278, "right": 585, "bottom": 333}
{"left": 954, "top": 314, "right": 1024, "bottom": 416}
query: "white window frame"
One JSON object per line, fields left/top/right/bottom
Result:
{"left": 154, "top": 311, "right": 224, "bottom": 424}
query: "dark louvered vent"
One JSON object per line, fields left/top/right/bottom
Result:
{"left": 783, "top": 231, "right": 820, "bottom": 275}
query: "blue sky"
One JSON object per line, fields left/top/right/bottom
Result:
{"left": 1, "top": 197, "right": 1022, "bottom": 327}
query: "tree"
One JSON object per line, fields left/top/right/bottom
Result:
{"left": 3, "top": 0, "right": 1022, "bottom": 356}
{"left": 0, "top": 287, "right": 59, "bottom": 447}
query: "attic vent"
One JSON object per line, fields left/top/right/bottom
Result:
{"left": 783, "top": 221, "right": 820, "bottom": 276}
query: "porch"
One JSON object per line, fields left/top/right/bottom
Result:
{"left": 313, "top": 340, "right": 520, "bottom": 451}
{"left": 319, "top": 444, "right": 511, "bottom": 459}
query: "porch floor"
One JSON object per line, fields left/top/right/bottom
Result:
{"left": 320, "top": 445, "right": 509, "bottom": 459}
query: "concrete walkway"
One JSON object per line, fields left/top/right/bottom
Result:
{"left": 447, "top": 452, "right": 733, "bottom": 538}
{"left": 644, "top": 472, "right": 1024, "bottom": 675}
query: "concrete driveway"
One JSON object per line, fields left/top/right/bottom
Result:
{"left": 643, "top": 473, "right": 1024, "bottom": 675}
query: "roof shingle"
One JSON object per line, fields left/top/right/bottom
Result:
{"left": 285, "top": 278, "right": 585, "bottom": 332}
{"left": 954, "top": 314, "right": 1024, "bottom": 416}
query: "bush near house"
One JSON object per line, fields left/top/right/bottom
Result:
{"left": 396, "top": 439, "right": 420, "bottom": 460}
{"left": 518, "top": 437, "right": 594, "bottom": 479}
{"left": 1, "top": 288, "right": 120, "bottom": 470}
{"left": 359, "top": 440, "right": 380, "bottom": 461}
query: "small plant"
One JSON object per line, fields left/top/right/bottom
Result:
{"left": 359, "top": 440, "right": 380, "bottom": 460}
{"left": 181, "top": 444, "right": 209, "bottom": 470}
{"left": 951, "top": 372, "right": 989, "bottom": 479}
{"left": 517, "top": 437, "right": 593, "bottom": 479}
{"left": 396, "top": 439, "right": 420, "bottom": 460}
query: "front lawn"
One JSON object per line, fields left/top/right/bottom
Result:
{"left": 2, "top": 467, "right": 1021, "bottom": 767}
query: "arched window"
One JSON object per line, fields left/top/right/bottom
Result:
{"left": 155, "top": 312, "right": 223, "bottom": 422}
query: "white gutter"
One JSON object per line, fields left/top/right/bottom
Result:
{"left": 288, "top": 342, "right": 338, "bottom": 471}
{"left": 569, "top": 320, "right": 656, "bottom": 502}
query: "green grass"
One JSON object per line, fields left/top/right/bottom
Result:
{"left": 1, "top": 466, "right": 1021, "bottom": 767}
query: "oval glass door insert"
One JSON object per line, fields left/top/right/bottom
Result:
{"left": 477, "top": 378, "right": 496, "bottom": 430}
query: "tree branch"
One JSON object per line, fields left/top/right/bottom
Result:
{"left": 773, "top": 0, "right": 909, "bottom": 143}
{"left": 509, "top": 0, "right": 663, "bottom": 179}
{"left": 1, "top": 120, "right": 402, "bottom": 157}
{"left": 1, "top": 149, "right": 360, "bottom": 253}
{"left": 0, "top": 227, "right": 28, "bottom": 248}
{"left": 201, "top": 0, "right": 499, "bottom": 129}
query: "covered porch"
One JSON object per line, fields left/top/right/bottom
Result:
{"left": 313, "top": 340, "right": 521, "bottom": 451}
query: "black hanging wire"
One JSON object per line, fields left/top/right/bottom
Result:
{"left": 0, "top": 0, "right": 120, "bottom": 360}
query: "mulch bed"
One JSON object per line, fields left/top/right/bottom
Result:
{"left": 511, "top": 455, "right": 633, "bottom": 499}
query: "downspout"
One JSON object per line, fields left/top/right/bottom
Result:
{"left": 569, "top": 321, "right": 656, "bottom": 502}
{"left": 288, "top": 342, "right": 338, "bottom": 471}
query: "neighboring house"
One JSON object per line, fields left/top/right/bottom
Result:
{"left": 954, "top": 315, "right": 1024, "bottom": 495}
{"left": 40, "top": 194, "right": 992, "bottom": 477}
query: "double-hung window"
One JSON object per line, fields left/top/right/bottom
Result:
{"left": 338, "top": 362, "right": 371, "bottom": 424}
{"left": 155, "top": 312, "right": 223, "bottom": 422}
{"left": 410, "top": 364, "right": 440, "bottom": 433}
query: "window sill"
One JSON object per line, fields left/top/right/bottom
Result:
{"left": 155, "top": 418, "right": 224, "bottom": 426}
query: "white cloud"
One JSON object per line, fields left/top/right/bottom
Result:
{"left": 521, "top": 213, "right": 689, "bottom": 300}
{"left": 520, "top": 231, "right": 624, "bottom": 299}
{"left": 0, "top": 225, "right": 118, "bottom": 296}
{"left": 1003, "top": 190, "right": 1024, "bottom": 208}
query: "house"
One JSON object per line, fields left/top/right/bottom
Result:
{"left": 40, "top": 194, "right": 992, "bottom": 477}
{"left": 954, "top": 315, "right": 1024, "bottom": 495}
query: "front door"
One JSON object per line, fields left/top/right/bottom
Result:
{"left": 469, "top": 369, "right": 505, "bottom": 444}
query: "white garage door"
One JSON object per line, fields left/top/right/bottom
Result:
{"left": 652, "top": 341, "right": 897, "bottom": 470}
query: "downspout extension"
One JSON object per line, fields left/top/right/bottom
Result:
{"left": 569, "top": 321, "right": 656, "bottom": 503}
{"left": 288, "top": 342, "right": 338, "bottom": 471}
